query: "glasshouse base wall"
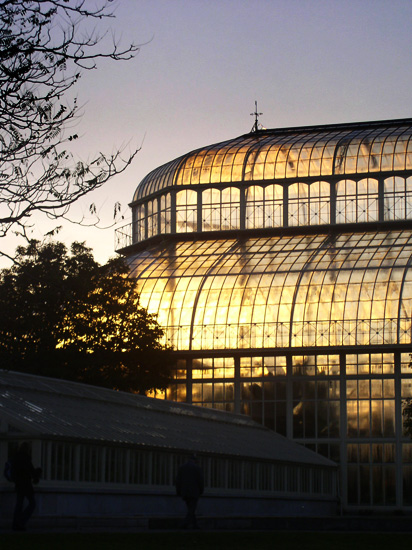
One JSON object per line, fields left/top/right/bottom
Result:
{"left": 0, "top": 485, "right": 338, "bottom": 524}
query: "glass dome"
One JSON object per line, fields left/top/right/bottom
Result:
{"left": 116, "top": 119, "right": 412, "bottom": 251}
{"left": 133, "top": 118, "right": 412, "bottom": 201}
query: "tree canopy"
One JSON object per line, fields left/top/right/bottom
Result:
{"left": 0, "top": 1, "right": 139, "bottom": 257}
{"left": 0, "top": 240, "right": 172, "bottom": 394}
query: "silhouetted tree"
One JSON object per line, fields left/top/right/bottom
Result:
{"left": 0, "top": 240, "right": 172, "bottom": 394}
{"left": 0, "top": 1, "right": 139, "bottom": 258}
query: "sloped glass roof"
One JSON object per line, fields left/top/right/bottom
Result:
{"left": 133, "top": 119, "right": 412, "bottom": 201}
{"left": 127, "top": 229, "right": 412, "bottom": 351}
{"left": 0, "top": 370, "right": 334, "bottom": 466}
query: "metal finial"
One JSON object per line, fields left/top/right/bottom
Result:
{"left": 250, "top": 100, "right": 263, "bottom": 133}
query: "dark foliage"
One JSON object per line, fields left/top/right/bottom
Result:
{"left": 0, "top": 240, "right": 172, "bottom": 394}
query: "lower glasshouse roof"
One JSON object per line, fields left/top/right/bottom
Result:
{"left": 0, "top": 370, "right": 334, "bottom": 467}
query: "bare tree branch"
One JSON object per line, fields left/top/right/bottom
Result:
{"left": 0, "top": 0, "right": 140, "bottom": 250}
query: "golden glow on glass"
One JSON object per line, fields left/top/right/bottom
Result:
{"left": 336, "top": 179, "right": 379, "bottom": 223}
{"left": 288, "top": 181, "right": 330, "bottom": 226}
{"left": 127, "top": 231, "right": 412, "bottom": 351}
{"left": 346, "top": 355, "right": 395, "bottom": 438}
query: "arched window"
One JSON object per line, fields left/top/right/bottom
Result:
{"left": 288, "top": 183, "right": 309, "bottom": 226}
{"left": 221, "top": 187, "right": 240, "bottom": 230}
{"left": 203, "top": 188, "right": 240, "bottom": 231}
{"left": 308, "top": 181, "right": 330, "bottom": 225}
{"left": 336, "top": 179, "right": 378, "bottom": 223}
{"left": 132, "top": 203, "right": 146, "bottom": 243}
{"left": 147, "top": 198, "right": 158, "bottom": 238}
{"left": 202, "top": 188, "right": 221, "bottom": 231}
{"left": 176, "top": 189, "right": 197, "bottom": 232}
{"left": 288, "top": 182, "right": 330, "bottom": 227}
{"left": 245, "top": 186, "right": 264, "bottom": 228}
{"left": 160, "top": 193, "right": 172, "bottom": 234}
{"left": 384, "top": 177, "right": 412, "bottom": 221}
{"left": 245, "top": 184, "right": 283, "bottom": 229}
{"left": 265, "top": 184, "right": 283, "bottom": 227}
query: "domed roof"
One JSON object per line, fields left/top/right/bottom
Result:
{"left": 133, "top": 118, "right": 412, "bottom": 202}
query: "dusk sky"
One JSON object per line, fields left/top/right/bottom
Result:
{"left": 8, "top": 0, "right": 412, "bottom": 265}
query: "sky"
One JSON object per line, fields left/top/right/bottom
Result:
{"left": 5, "top": 0, "right": 412, "bottom": 266}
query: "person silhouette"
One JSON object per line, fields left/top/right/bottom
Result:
{"left": 175, "top": 454, "right": 204, "bottom": 529}
{"left": 11, "top": 442, "right": 41, "bottom": 531}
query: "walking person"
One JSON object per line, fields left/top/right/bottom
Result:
{"left": 175, "top": 454, "right": 204, "bottom": 529}
{"left": 11, "top": 442, "right": 41, "bottom": 531}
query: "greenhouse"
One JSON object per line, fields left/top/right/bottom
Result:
{"left": 0, "top": 370, "right": 337, "bottom": 525}
{"left": 115, "top": 118, "right": 412, "bottom": 512}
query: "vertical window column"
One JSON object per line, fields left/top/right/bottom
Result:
{"left": 147, "top": 198, "right": 158, "bottom": 238}
{"left": 395, "top": 352, "right": 403, "bottom": 508}
{"left": 286, "top": 354, "right": 293, "bottom": 439}
{"left": 283, "top": 185, "right": 289, "bottom": 228}
{"left": 239, "top": 356, "right": 287, "bottom": 434}
{"left": 160, "top": 193, "right": 172, "bottom": 235}
{"left": 176, "top": 190, "right": 197, "bottom": 232}
{"left": 339, "top": 353, "right": 347, "bottom": 507}
{"left": 378, "top": 177, "right": 385, "bottom": 221}
{"left": 234, "top": 356, "right": 241, "bottom": 414}
{"left": 197, "top": 190, "right": 202, "bottom": 232}
{"left": 400, "top": 352, "right": 412, "bottom": 506}
{"left": 132, "top": 203, "right": 146, "bottom": 243}
{"left": 330, "top": 181, "right": 336, "bottom": 225}
{"left": 186, "top": 358, "right": 193, "bottom": 404}
{"left": 239, "top": 188, "right": 246, "bottom": 230}
{"left": 171, "top": 192, "right": 176, "bottom": 234}
{"left": 346, "top": 353, "right": 396, "bottom": 506}
{"left": 144, "top": 202, "right": 148, "bottom": 241}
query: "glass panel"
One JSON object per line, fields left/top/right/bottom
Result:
{"left": 336, "top": 179, "right": 378, "bottom": 223}
{"left": 288, "top": 183, "right": 309, "bottom": 226}
{"left": 176, "top": 189, "right": 197, "bottom": 232}
{"left": 147, "top": 198, "right": 158, "bottom": 238}
{"left": 384, "top": 177, "right": 412, "bottom": 221}
{"left": 309, "top": 181, "right": 330, "bottom": 225}
{"left": 292, "top": 355, "right": 340, "bottom": 439}
{"left": 245, "top": 186, "right": 264, "bottom": 229}
{"left": 202, "top": 187, "right": 240, "bottom": 231}
{"left": 160, "top": 193, "right": 172, "bottom": 234}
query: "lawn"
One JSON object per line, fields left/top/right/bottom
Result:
{"left": 2, "top": 531, "right": 412, "bottom": 550}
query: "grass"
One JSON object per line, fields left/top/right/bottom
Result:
{"left": 2, "top": 532, "right": 412, "bottom": 550}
